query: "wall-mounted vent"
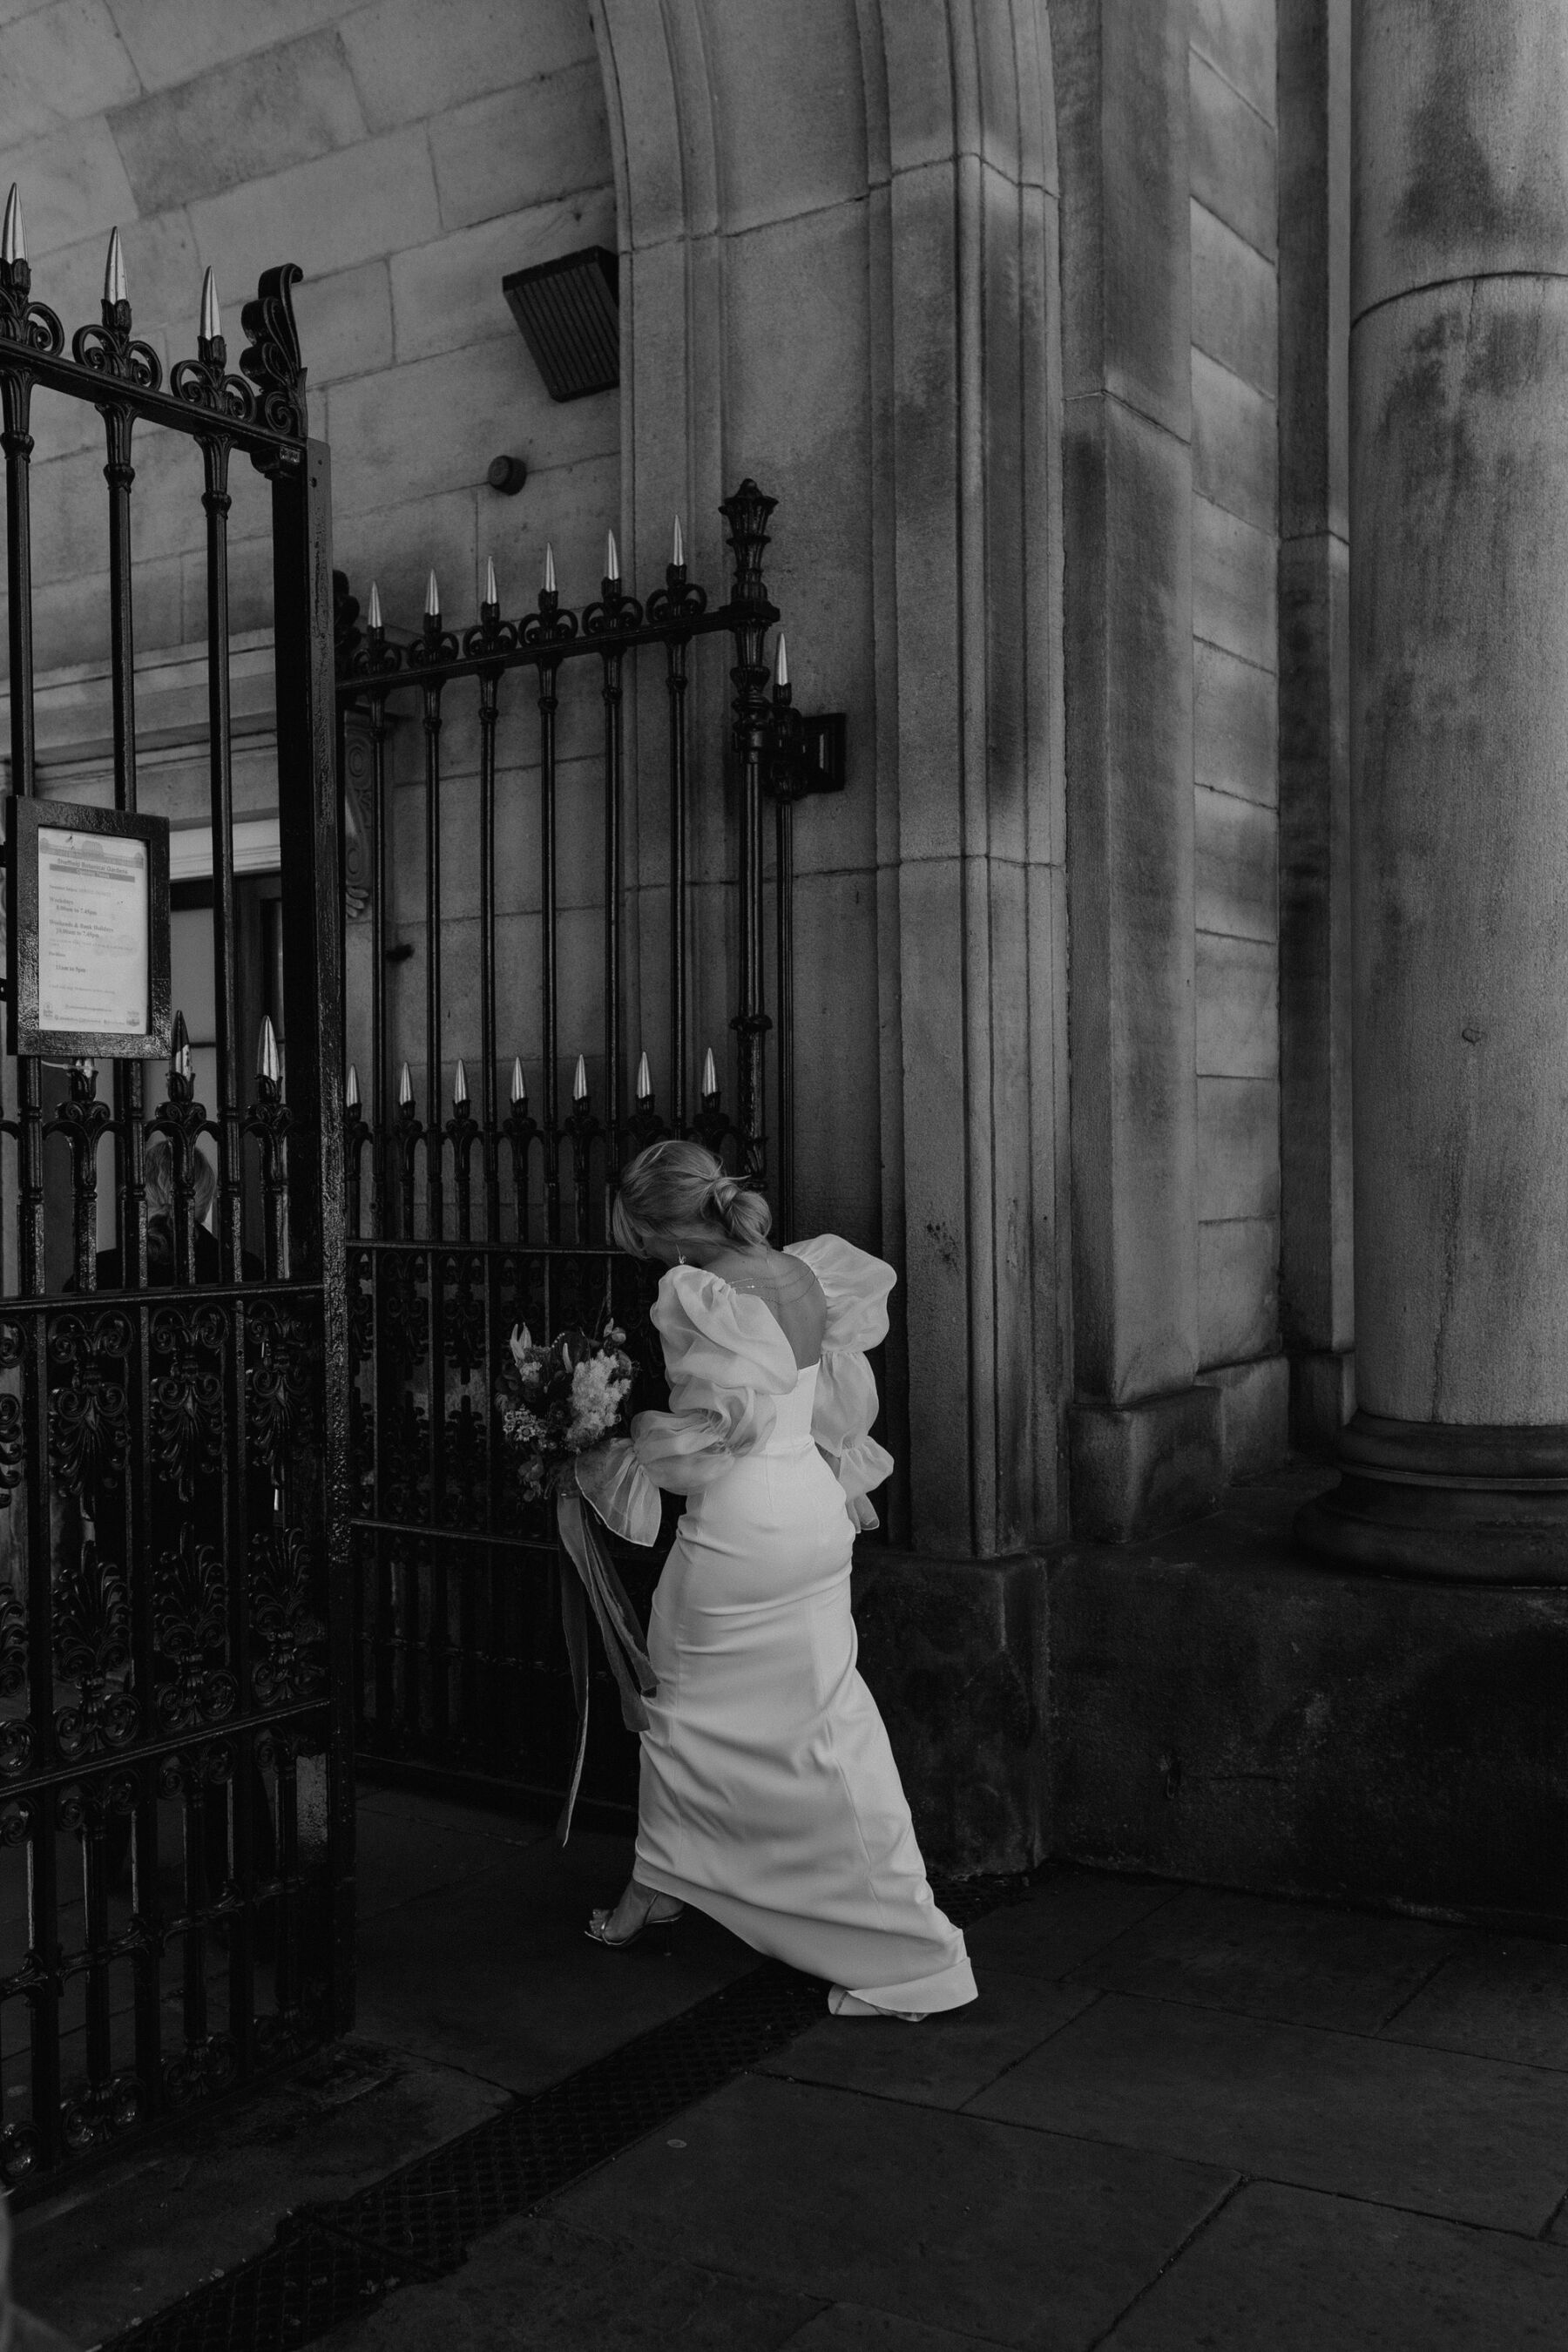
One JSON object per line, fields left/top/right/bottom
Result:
{"left": 503, "top": 247, "right": 619, "bottom": 402}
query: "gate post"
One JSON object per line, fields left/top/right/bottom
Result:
{"left": 271, "top": 431, "right": 355, "bottom": 2031}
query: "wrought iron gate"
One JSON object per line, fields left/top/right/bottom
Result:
{"left": 335, "top": 486, "right": 836, "bottom": 1815}
{"left": 0, "top": 215, "right": 348, "bottom": 2193}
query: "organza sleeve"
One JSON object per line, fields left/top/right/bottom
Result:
{"left": 574, "top": 1436, "right": 661, "bottom": 1545}
{"left": 628, "top": 1265, "right": 798, "bottom": 1497}
{"left": 785, "top": 1233, "right": 896, "bottom": 1530}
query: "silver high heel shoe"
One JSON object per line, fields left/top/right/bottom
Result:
{"left": 585, "top": 1887, "right": 686, "bottom": 1953}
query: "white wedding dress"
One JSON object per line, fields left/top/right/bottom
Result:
{"left": 580, "top": 1234, "right": 976, "bottom": 2017}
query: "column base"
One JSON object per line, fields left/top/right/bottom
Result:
{"left": 1297, "top": 1412, "right": 1568, "bottom": 1582}
{"left": 1069, "top": 1384, "right": 1223, "bottom": 1542}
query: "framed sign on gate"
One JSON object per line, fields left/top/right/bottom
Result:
{"left": 5, "top": 795, "right": 172, "bottom": 1058}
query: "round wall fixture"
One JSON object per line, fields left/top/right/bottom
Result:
{"left": 487, "top": 455, "right": 528, "bottom": 495}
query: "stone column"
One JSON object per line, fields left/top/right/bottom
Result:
{"left": 1055, "top": 0, "right": 1222, "bottom": 1539}
{"left": 1278, "top": 0, "right": 1355, "bottom": 1447}
{"left": 1301, "top": 1, "right": 1568, "bottom": 1576}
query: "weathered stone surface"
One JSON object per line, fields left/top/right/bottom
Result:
{"left": 555, "top": 2073, "right": 1233, "bottom": 2351}
{"left": 189, "top": 122, "right": 442, "bottom": 285}
{"left": 1064, "top": 394, "right": 1197, "bottom": 1402}
{"left": 1197, "top": 932, "right": 1276, "bottom": 1079}
{"left": 1189, "top": 51, "right": 1277, "bottom": 260}
{"left": 1279, "top": 0, "right": 1350, "bottom": 543}
{"left": 0, "top": 111, "right": 135, "bottom": 253}
{"left": 108, "top": 27, "right": 368, "bottom": 213}
{"left": 851, "top": 1548, "right": 1049, "bottom": 1874}
{"left": 1193, "top": 495, "right": 1276, "bottom": 667}
{"left": 700, "top": 0, "right": 871, "bottom": 237}
{"left": 105, "top": 0, "right": 348, "bottom": 93}
{"left": 388, "top": 189, "right": 616, "bottom": 363}
{"left": 1199, "top": 1218, "right": 1279, "bottom": 1369}
{"left": 1198, "top": 1076, "right": 1280, "bottom": 1222}
{"left": 1201, "top": 1350, "right": 1289, "bottom": 1477}
{"left": 1353, "top": 278, "right": 1568, "bottom": 1423}
{"left": 760, "top": 1971, "right": 1095, "bottom": 2112}
{"left": 1194, "top": 639, "right": 1276, "bottom": 806}
{"left": 1047, "top": 1463, "right": 1568, "bottom": 1930}
{"left": 1290, "top": 1345, "right": 1355, "bottom": 1447}
{"left": 0, "top": 0, "right": 138, "bottom": 153}
{"left": 1353, "top": 3, "right": 1568, "bottom": 316}
{"left": 1192, "top": 349, "right": 1277, "bottom": 535}
{"left": 1191, "top": 198, "right": 1278, "bottom": 395}
{"left": 1104, "top": 2180, "right": 1568, "bottom": 2350}
{"left": 1191, "top": 0, "right": 1277, "bottom": 125}
{"left": 1278, "top": 529, "right": 1352, "bottom": 1357}
{"left": 1196, "top": 786, "right": 1277, "bottom": 943}
{"left": 292, "top": 256, "right": 394, "bottom": 382}
{"left": 320, "top": 2213, "right": 820, "bottom": 2350}
{"left": 1384, "top": 1931, "right": 1568, "bottom": 2070}
{"left": 341, "top": 0, "right": 596, "bottom": 133}
{"left": 971, "top": 1993, "right": 1568, "bottom": 2231}
{"left": 1069, "top": 1386, "right": 1223, "bottom": 1544}
{"left": 428, "top": 62, "right": 610, "bottom": 230}
{"left": 1056, "top": 0, "right": 1193, "bottom": 436}
{"left": 1070, "top": 1880, "right": 1458, "bottom": 2033}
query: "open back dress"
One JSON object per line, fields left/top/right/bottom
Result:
{"left": 581, "top": 1233, "right": 975, "bottom": 2017}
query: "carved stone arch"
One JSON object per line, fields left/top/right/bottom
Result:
{"left": 591, "top": 0, "right": 1069, "bottom": 1565}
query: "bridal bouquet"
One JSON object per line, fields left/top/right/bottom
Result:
{"left": 500, "top": 1320, "right": 637, "bottom": 1502}
{"left": 499, "top": 1315, "right": 653, "bottom": 1844}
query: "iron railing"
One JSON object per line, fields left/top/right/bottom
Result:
{"left": 0, "top": 195, "right": 348, "bottom": 2197}
{"left": 335, "top": 484, "right": 840, "bottom": 1811}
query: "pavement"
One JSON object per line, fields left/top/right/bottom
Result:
{"left": 12, "top": 1784, "right": 1568, "bottom": 2349}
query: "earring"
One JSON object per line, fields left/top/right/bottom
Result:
{"left": 677, "top": 1249, "right": 686, "bottom": 1265}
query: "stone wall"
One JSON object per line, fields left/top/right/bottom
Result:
{"left": 1189, "top": 0, "right": 1289, "bottom": 1478}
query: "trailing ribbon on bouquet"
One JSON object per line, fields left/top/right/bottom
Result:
{"left": 554, "top": 1481, "right": 657, "bottom": 1843}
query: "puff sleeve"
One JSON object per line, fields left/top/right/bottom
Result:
{"left": 575, "top": 1265, "right": 799, "bottom": 1540}
{"left": 785, "top": 1233, "right": 896, "bottom": 1530}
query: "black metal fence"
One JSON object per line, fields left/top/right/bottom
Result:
{"left": 335, "top": 484, "right": 835, "bottom": 1813}
{"left": 0, "top": 201, "right": 348, "bottom": 2196}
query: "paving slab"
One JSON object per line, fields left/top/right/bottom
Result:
{"left": 1381, "top": 1933, "right": 1568, "bottom": 2070}
{"left": 962, "top": 1869, "right": 1179, "bottom": 1980}
{"left": 1066, "top": 1883, "right": 1460, "bottom": 2032}
{"left": 969, "top": 1992, "right": 1568, "bottom": 2233}
{"left": 353, "top": 1827, "right": 757, "bottom": 2093}
{"left": 552, "top": 2072, "right": 1234, "bottom": 2349}
{"left": 760, "top": 1970, "right": 1094, "bottom": 2110}
{"left": 323, "top": 2210, "right": 821, "bottom": 2350}
{"left": 355, "top": 1790, "right": 553, "bottom": 1919}
{"left": 780, "top": 2305, "right": 997, "bottom": 2349}
{"left": 1100, "top": 2179, "right": 1568, "bottom": 2349}
{"left": 12, "top": 2039, "right": 507, "bottom": 2350}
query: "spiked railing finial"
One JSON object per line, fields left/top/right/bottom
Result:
{"left": 453, "top": 1058, "right": 469, "bottom": 1108}
{"left": 2, "top": 186, "right": 24, "bottom": 267}
{"left": 702, "top": 1047, "right": 719, "bottom": 1098}
{"left": 199, "top": 266, "right": 220, "bottom": 346}
{"left": 345, "top": 1064, "right": 360, "bottom": 1110}
{"left": 510, "top": 1057, "right": 526, "bottom": 1107}
{"left": 573, "top": 1053, "right": 588, "bottom": 1103}
{"left": 398, "top": 1060, "right": 413, "bottom": 1109}
{"left": 257, "top": 1014, "right": 281, "bottom": 1086}
{"left": 104, "top": 226, "right": 126, "bottom": 309}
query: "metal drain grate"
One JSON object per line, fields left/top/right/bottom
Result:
{"left": 101, "top": 1874, "right": 1024, "bottom": 2352}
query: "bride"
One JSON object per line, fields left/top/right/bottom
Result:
{"left": 577, "top": 1139, "right": 976, "bottom": 2021}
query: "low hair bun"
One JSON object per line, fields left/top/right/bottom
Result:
{"left": 610, "top": 1136, "right": 773, "bottom": 1256}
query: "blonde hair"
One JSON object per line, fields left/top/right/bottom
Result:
{"left": 145, "top": 1134, "right": 217, "bottom": 1223}
{"left": 612, "top": 1139, "right": 772, "bottom": 1258}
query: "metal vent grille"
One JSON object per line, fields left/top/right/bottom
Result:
{"left": 503, "top": 247, "right": 619, "bottom": 401}
{"left": 99, "top": 1874, "right": 1024, "bottom": 2352}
